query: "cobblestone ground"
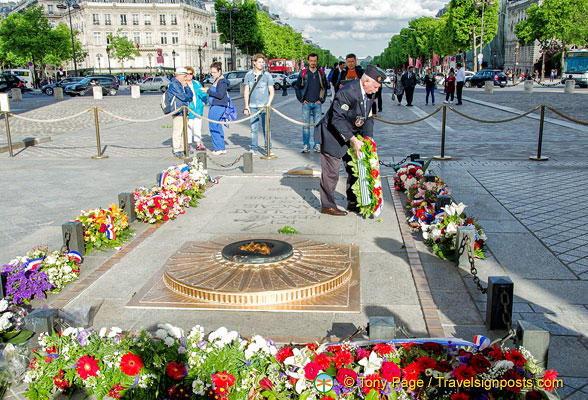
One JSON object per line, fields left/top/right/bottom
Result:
{"left": 1, "top": 85, "right": 588, "bottom": 399}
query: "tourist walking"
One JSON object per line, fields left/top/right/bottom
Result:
{"left": 185, "top": 66, "right": 208, "bottom": 151}
{"left": 243, "top": 53, "right": 275, "bottom": 154}
{"left": 423, "top": 67, "right": 436, "bottom": 106}
{"left": 393, "top": 68, "right": 404, "bottom": 106}
{"left": 201, "top": 62, "right": 229, "bottom": 155}
{"left": 443, "top": 68, "right": 455, "bottom": 104}
{"left": 167, "top": 67, "right": 194, "bottom": 158}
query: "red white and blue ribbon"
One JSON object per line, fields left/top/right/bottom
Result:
{"left": 473, "top": 335, "right": 490, "bottom": 351}
{"left": 150, "top": 193, "right": 163, "bottom": 201}
{"left": 209, "top": 176, "right": 218, "bottom": 184}
{"left": 158, "top": 171, "right": 169, "bottom": 187}
{"left": 66, "top": 251, "right": 83, "bottom": 264}
{"left": 25, "top": 257, "right": 45, "bottom": 271}
{"left": 105, "top": 216, "right": 116, "bottom": 240}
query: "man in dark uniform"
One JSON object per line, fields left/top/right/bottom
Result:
{"left": 314, "top": 65, "right": 387, "bottom": 216}
{"left": 401, "top": 66, "right": 418, "bottom": 106}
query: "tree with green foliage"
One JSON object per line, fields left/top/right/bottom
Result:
{"left": 215, "top": 0, "right": 264, "bottom": 59}
{"left": 406, "top": 17, "right": 441, "bottom": 67}
{"left": 44, "top": 23, "right": 87, "bottom": 69}
{"left": 107, "top": 30, "right": 140, "bottom": 73}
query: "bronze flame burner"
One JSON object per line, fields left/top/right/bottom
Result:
{"left": 221, "top": 239, "right": 293, "bottom": 264}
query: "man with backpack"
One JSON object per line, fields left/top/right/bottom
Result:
{"left": 165, "top": 67, "right": 194, "bottom": 157}
{"left": 295, "top": 52, "right": 328, "bottom": 153}
{"left": 243, "top": 54, "right": 275, "bottom": 154}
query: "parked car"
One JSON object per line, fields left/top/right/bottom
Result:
{"left": 64, "top": 76, "right": 118, "bottom": 96}
{"left": 285, "top": 73, "right": 299, "bottom": 87}
{"left": 42, "top": 77, "right": 84, "bottom": 96}
{"left": 0, "top": 74, "right": 30, "bottom": 92}
{"left": 270, "top": 73, "right": 288, "bottom": 89}
{"left": 465, "top": 69, "right": 507, "bottom": 88}
{"left": 138, "top": 76, "right": 170, "bottom": 92}
{"left": 224, "top": 70, "right": 248, "bottom": 91}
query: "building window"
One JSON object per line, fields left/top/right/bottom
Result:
{"left": 92, "top": 14, "right": 100, "bottom": 25}
{"left": 171, "top": 32, "right": 178, "bottom": 44}
{"left": 120, "top": 14, "right": 127, "bottom": 25}
{"left": 104, "top": 14, "right": 111, "bottom": 25}
{"left": 211, "top": 22, "right": 216, "bottom": 33}
{"left": 160, "top": 32, "right": 167, "bottom": 45}
{"left": 132, "top": 14, "right": 139, "bottom": 25}
{"left": 106, "top": 33, "right": 112, "bottom": 44}
{"left": 170, "top": 14, "right": 177, "bottom": 25}
{"left": 145, "top": 32, "right": 152, "bottom": 45}
{"left": 212, "top": 39, "right": 217, "bottom": 50}
{"left": 47, "top": 4, "right": 53, "bottom": 14}
{"left": 94, "top": 32, "right": 101, "bottom": 45}
{"left": 133, "top": 32, "right": 140, "bottom": 45}
{"left": 159, "top": 14, "right": 166, "bottom": 25}
{"left": 144, "top": 14, "right": 151, "bottom": 25}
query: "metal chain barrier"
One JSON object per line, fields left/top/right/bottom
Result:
{"left": 505, "top": 80, "right": 526, "bottom": 87}
{"left": 380, "top": 154, "right": 410, "bottom": 168}
{"left": 448, "top": 105, "right": 541, "bottom": 123}
{"left": 500, "top": 288, "right": 512, "bottom": 331}
{"left": 188, "top": 106, "right": 263, "bottom": 125}
{"left": 99, "top": 109, "right": 171, "bottom": 123}
{"left": 537, "top": 80, "right": 562, "bottom": 87}
{"left": 374, "top": 106, "right": 442, "bottom": 125}
{"left": 546, "top": 105, "right": 588, "bottom": 126}
{"left": 270, "top": 106, "right": 316, "bottom": 126}
{"left": 205, "top": 153, "right": 244, "bottom": 169}
{"left": 457, "top": 235, "right": 487, "bottom": 294}
{"left": 9, "top": 108, "right": 93, "bottom": 122}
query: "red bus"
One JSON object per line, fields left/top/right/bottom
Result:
{"left": 269, "top": 59, "right": 298, "bottom": 74}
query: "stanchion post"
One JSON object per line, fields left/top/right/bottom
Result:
{"left": 260, "top": 106, "right": 277, "bottom": 160}
{"left": 182, "top": 106, "right": 189, "bottom": 157}
{"left": 434, "top": 105, "right": 452, "bottom": 160}
{"left": 3, "top": 111, "right": 13, "bottom": 157}
{"left": 91, "top": 107, "right": 108, "bottom": 159}
{"left": 529, "top": 104, "right": 548, "bottom": 161}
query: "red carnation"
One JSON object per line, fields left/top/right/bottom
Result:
{"left": 380, "top": 361, "right": 401, "bottom": 382}
{"left": 336, "top": 368, "right": 358, "bottom": 387}
{"left": 435, "top": 360, "right": 453, "bottom": 372}
{"left": 99, "top": 223, "right": 107, "bottom": 233}
{"left": 489, "top": 345, "right": 504, "bottom": 360}
{"left": 541, "top": 369, "right": 559, "bottom": 392}
{"left": 275, "top": 346, "right": 293, "bottom": 363}
{"left": 450, "top": 394, "right": 469, "bottom": 400}
{"left": 304, "top": 361, "right": 321, "bottom": 381}
{"left": 314, "top": 353, "right": 331, "bottom": 370}
{"left": 356, "top": 348, "right": 370, "bottom": 361}
{"left": 469, "top": 354, "right": 491, "bottom": 373}
{"left": 362, "top": 374, "right": 383, "bottom": 394}
{"left": 505, "top": 349, "right": 526, "bottom": 367}
{"left": 259, "top": 378, "right": 274, "bottom": 391}
{"left": 371, "top": 169, "right": 380, "bottom": 179}
{"left": 211, "top": 371, "right": 236, "bottom": 388}
{"left": 408, "top": 167, "right": 417, "bottom": 175}
{"left": 76, "top": 355, "right": 100, "bottom": 380}
{"left": 327, "top": 345, "right": 341, "bottom": 353}
{"left": 402, "top": 361, "right": 422, "bottom": 382}
{"left": 166, "top": 361, "right": 187, "bottom": 380}
{"left": 372, "top": 187, "right": 382, "bottom": 197}
{"left": 417, "top": 356, "right": 437, "bottom": 370}
{"left": 501, "top": 369, "right": 523, "bottom": 393}
{"left": 332, "top": 350, "right": 354, "bottom": 368}
{"left": 453, "top": 364, "right": 476, "bottom": 382}
{"left": 373, "top": 343, "right": 394, "bottom": 356}
{"left": 120, "top": 352, "right": 143, "bottom": 376}
{"left": 307, "top": 343, "right": 318, "bottom": 351}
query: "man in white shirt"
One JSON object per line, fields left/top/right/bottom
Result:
{"left": 455, "top": 62, "right": 466, "bottom": 105}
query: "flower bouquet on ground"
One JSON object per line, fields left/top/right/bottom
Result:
{"left": 76, "top": 205, "right": 132, "bottom": 254}
{"left": 24, "top": 325, "right": 560, "bottom": 400}
{"left": 346, "top": 135, "right": 383, "bottom": 217}
{"left": 1, "top": 246, "right": 81, "bottom": 305}
{"left": 133, "top": 186, "right": 189, "bottom": 224}
{"left": 422, "top": 202, "right": 487, "bottom": 260}
{"left": 159, "top": 162, "right": 205, "bottom": 207}
{"left": 406, "top": 177, "right": 451, "bottom": 229}
{"left": 0, "top": 299, "right": 32, "bottom": 344}
{"left": 394, "top": 163, "right": 425, "bottom": 192}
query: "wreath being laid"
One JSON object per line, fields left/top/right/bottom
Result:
{"left": 346, "top": 135, "right": 383, "bottom": 217}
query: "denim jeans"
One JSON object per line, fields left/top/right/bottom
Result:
{"left": 426, "top": 87, "right": 435, "bottom": 104}
{"left": 249, "top": 106, "right": 269, "bottom": 151}
{"left": 301, "top": 102, "right": 322, "bottom": 147}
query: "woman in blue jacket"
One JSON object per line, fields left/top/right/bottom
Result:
{"left": 200, "top": 62, "right": 230, "bottom": 155}
{"left": 186, "top": 66, "right": 208, "bottom": 151}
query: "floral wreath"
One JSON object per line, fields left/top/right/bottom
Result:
{"left": 346, "top": 135, "right": 383, "bottom": 217}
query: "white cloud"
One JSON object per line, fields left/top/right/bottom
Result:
{"left": 262, "top": 0, "right": 447, "bottom": 58}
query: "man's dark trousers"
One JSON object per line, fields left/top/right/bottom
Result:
{"left": 456, "top": 81, "right": 464, "bottom": 104}
{"left": 405, "top": 86, "right": 415, "bottom": 106}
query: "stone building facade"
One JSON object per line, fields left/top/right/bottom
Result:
{"left": 503, "top": 0, "right": 542, "bottom": 76}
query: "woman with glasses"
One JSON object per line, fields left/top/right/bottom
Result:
{"left": 185, "top": 66, "right": 208, "bottom": 151}
{"left": 200, "top": 62, "right": 230, "bottom": 155}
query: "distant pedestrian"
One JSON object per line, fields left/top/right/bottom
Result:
{"left": 455, "top": 62, "right": 465, "bottom": 105}
{"left": 243, "top": 53, "right": 275, "bottom": 154}
{"left": 295, "top": 52, "right": 328, "bottom": 153}
{"left": 201, "top": 62, "right": 229, "bottom": 155}
{"left": 443, "top": 68, "right": 455, "bottom": 104}
{"left": 393, "top": 68, "right": 404, "bottom": 106}
{"left": 167, "top": 67, "right": 194, "bottom": 157}
{"left": 423, "top": 67, "right": 436, "bottom": 106}
{"left": 550, "top": 70, "right": 555, "bottom": 82}
{"left": 401, "top": 66, "right": 417, "bottom": 106}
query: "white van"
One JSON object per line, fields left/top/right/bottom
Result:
{"left": 6, "top": 69, "right": 33, "bottom": 89}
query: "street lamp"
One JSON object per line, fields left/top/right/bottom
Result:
{"left": 219, "top": 4, "right": 240, "bottom": 71}
{"left": 474, "top": 0, "right": 495, "bottom": 71}
{"left": 147, "top": 53, "right": 152, "bottom": 73}
{"left": 56, "top": 0, "right": 80, "bottom": 76}
{"left": 106, "top": 46, "right": 112, "bottom": 74}
{"left": 96, "top": 54, "right": 101, "bottom": 72}
{"left": 198, "top": 46, "right": 203, "bottom": 77}
{"left": 172, "top": 49, "right": 176, "bottom": 70}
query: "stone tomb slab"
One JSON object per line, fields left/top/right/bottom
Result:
{"left": 127, "top": 237, "right": 360, "bottom": 312}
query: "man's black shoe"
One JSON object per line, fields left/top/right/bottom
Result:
{"left": 347, "top": 203, "right": 360, "bottom": 213}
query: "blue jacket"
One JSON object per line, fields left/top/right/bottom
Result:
{"left": 167, "top": 77, "right": 193, "bottom": 116}
{"left": 207, "top": 77, "right": 230, "bottom": 107}
{"left": 188, "top": 80, "right": 207, "bottom": 118}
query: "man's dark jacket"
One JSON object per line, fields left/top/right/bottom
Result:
{"left": 314, "top": 79, "right": 374, "bottom": 159}
{"left": 401, "top": 71, "right": 418, "bottom": 89}
{"left": 294, "top": 68, "right": 328, "bottom": 103}
{"left": 335, "top": 65, "right": 365, "bottom": 91}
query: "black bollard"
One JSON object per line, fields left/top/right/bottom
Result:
{"left": 118, "top": 192, "right": 137, "bottom": 223}
{"left": 435, "top": 195, "right": 452, "bottom": 212}
{"left": 62, "top": 221, "right": 85, "bottom": 256}
{"left": 282, "top": 82, "right": 288, "bottom": 96}
{"left": 410, "top": 153, "right": 420, "bottom": 161}
{"left": 486, "top": 276, "right": 514, "bottom": 330}
{"left": 424, "top": 174, "right": 436, "bottom": 182}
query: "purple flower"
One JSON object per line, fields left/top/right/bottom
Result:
{"left": 77, "top": 329, "right": 90, "bottom": 346}
{"left": 1, "top": 262, "right": 53, "bottom": 305}
{"left": 197, "top": 340, "right": 207, "bottom": 349}
{"left": 267, "top": 338, "right": 275, "bottom": 346}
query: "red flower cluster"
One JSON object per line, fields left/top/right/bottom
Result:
{"left": 166, "top": 361, "right": 187, "bottom": 380}
{"left": 210, "top": 371, "right": 236, "bottom": 400}
{"left": 108, "top": 383, "right": 125, "bottom": 399}
{"left": 275, "top": 346, "right": 293, "bottom": 363}
{"left": 53, "top": 369, "right": 70, "bottom": 391}
{"left": 332, "top": 350, "right": 354, "bottom": 368}
{"left": 168, "top": 384, "right": 193, "bottom": 399}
